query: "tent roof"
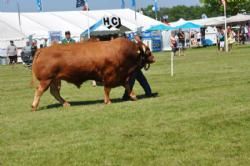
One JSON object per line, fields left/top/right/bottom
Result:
{"left": 0, "top": 20, "right": 25, "bottom": 41}
{"left": 175, "top": 22, "right": 202, "bottom": 29}
{"left": 0, "top": 9, "right": 162, "bottom": 41}
{"left": 146, "top": 24, "right": 173, "bottom": 31}
{"left": 227, "top": 14, "right": 250, "bottom": 23}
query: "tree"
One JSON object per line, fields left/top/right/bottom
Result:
{"left": 200, "top": 0, "right": 250, "bottom": 16}
{"left": 142, "top": 5, "right": 209, "bottom": 22}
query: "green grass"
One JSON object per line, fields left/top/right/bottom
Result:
{"left": 1, "top": 45, "right": 250, "bottom": 165}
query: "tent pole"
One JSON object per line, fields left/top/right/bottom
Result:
{"left": 224, "top": 2, "right": 228, "bottom": 52}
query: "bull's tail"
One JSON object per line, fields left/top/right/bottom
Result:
{"left": 30, "top": 50, "right": 41, "bottom": 88}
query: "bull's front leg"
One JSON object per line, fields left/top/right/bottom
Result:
{"left": 104, "top": 86, "right": 112, "bottom": 104}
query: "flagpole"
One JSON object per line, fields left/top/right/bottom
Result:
{"left": 224, "top": 2, "right": 228, "bottom": 52}
{"left": 41, "top": 0, "right": 43, "bottom": 12}
{"left": 87, "top": 3, "right": 90, "bottom": 39}
{"left": 134, "top": 1, "right": 137, "bottom": 21}
{"left": 16, "top": 0, "right": 22, "bottom": 32}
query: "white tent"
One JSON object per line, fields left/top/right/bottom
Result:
{"left": 0, "top": 9, "right": 162, "bottom": 46}
{"left": 169, "top": 18, "right": 188, "bottom": 27}
{"left": 192, "top": 16, "right": 225, "bottom": 26}
{"left": 227, "top": 14, "right": 250, "bottom": 23}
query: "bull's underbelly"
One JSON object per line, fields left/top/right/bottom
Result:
{"left": 58, "top": 70, "right": 127, "bottom": 88}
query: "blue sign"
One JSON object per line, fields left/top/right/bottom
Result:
{"left": 141, "top": 31, "right": 151, "bottom": 39}
{"left": 49, "top": 31, "right": 62, "bottom": 43}
{"left": 152, "top": 39, "right": 161, "bottom": 52}
{"left": 151, "top": 31, "right": 161, "bottom": 52}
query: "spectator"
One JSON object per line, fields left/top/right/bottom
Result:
{"left": 216, "top": 27, "right": 222, "bottom": 51}
{"left": 122, "top": 35, "right": 158, "bottom": 100}
{"left": 43, "top": 38, "right": 48, "bottom": 47}
{"left": 61, "top": 31, "right": 75, "bottom": 44}
{"left": 239, "top": 25, "right": 246, "bottom": 44}
{"left": 31, "top": 40, "right": 38, "bottom": 58}
{"left": 177, "top": 30, "right": 185, "bottom": 56}
{"left": 227, "top": 27, "right": 236, "bottom": 51}
{"left": 21, "top": 41, "right": 32, "bottom": 66}
{"left": 6, "top": 40, "right": 17, "bottom": 65}
{"left": 219, "top": 29, "right": 225, "bottom": 51}
{"left": 170, "top": 32, "right": 177, "bottom": 56}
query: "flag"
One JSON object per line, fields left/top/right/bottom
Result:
{"left": 35, "top": 0, "right": 42, "bottom": 11}
{"left": 154, "top": 0, "right": 158, "bottom": 12}
{"left": 76, "top": 0, "right": 86, "bottom": 8}
{"left": 121, "top": 0, "right": 125, "bottom": 9}
{"left": 221, "top": 0, "right": 226, "bottom": 6}
{"left": 131, "top": 0, "right": 136, "bottom": 7}
{"left": 76, "top": 0, "right": 88, "bottom": 10}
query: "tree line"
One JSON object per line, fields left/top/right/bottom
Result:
{"left": 141, "top": 0, "right": 250, "bottom": 22}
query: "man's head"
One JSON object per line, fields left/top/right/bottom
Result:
{"left": 10, "top": 41, "right": 14, "bottom": 45}
{"left": 65, "top": 31, "right": 71, "bottom": 40}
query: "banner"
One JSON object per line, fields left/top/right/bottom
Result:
{"left": 131, "top": 0, "right": 136, "bottom": 7}
{"left": 121, "top": 0, "right": 125, "bottom": 9}
{"left": 76, "top": 0, "right": 86, "bottom": 8}
{"left": 49, "top": 31, "right": 62, "bottom": 43}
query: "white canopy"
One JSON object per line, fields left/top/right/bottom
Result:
{"left": 0, "top": 9, "right": 162, "bottom": 44}
{"left": 0, "top": 20, "right": 25, "bottom": 40}
{"left": 192, "top": 16, "right": 225, "bottom": 26}
{"left": 227, "top": 14, "right": 250, "bottom": 23}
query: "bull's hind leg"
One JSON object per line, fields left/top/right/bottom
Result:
{"left": 104, "top": 86, "right": 112, "bottom": 104}
{"left": 50, "top": 80, "right": 70, "bottom": 107}
{"left": 31, "top": 80, "right": 51, "bottom": 112}
{"left": 124, "top": 84, "right": 137, "bottom": 101}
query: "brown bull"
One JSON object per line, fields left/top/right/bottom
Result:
{"left": 31, "top": 38, "right": 155, "bottom": 111}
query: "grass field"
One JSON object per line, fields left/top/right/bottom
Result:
{"left": 0, "top": 45, "right": 250, "bottom": 165}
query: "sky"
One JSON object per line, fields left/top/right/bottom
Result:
{"left": 0, "top": 0, "right": 200, "bottom": 12}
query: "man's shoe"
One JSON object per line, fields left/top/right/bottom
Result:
{"left": 122, "top": 95, "right": 130, "bottom": 101}
{"left": 145, "top": 92, "right": 158, "bottom": 98}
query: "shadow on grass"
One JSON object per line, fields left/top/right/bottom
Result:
{"left": 38, "top": 94, "right": 159, "bottom": 111}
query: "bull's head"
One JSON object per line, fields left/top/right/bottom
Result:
{"left": 137, "top": 42, "right": 155, "bottom": 70}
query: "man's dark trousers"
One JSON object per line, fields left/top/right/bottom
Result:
{"left": 123, "top": 69, "right": 152, "bottom": 99}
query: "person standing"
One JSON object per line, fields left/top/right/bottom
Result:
{"left": 43, "top": 38, "right": 48, "bottom": 47}
{"left": 61, "top": 31, "right": 75, "bottom": 44}
{"left": 31, "top": 40, "right": 38, "bottom": 58}
{"left": 216, "top": 27, "right": 222, "bottom": 51}
{"left": 227, "top": 27, "right": 235, "bottom": 51}
{"left": 219, "top": 29, "right": 225, "bottom": 51}
{"left": 177, "top": 30, "right": 185, "bottom": 56}
{"left": 170, "top": 32, "right": 177, "bottom": 56}
{"left": 6, "top": 41, "right": 17, "bottom": 65}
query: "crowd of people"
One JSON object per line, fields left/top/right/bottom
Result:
{"left": 169, "top": 24, "right": 250, "bottom": 55}
{"left": 169, "top": 30, "right": 186, "bottom": 56}
{"left": 216, "top": 24, "right": 249, "bottom": 52}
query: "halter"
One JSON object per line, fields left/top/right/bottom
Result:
{"left": 137, "top": 42, "right": 151, "bottom": 71}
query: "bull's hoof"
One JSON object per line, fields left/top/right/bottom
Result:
{"left": 130, "top": 95, "right": 137, "bottom": 101}
{"left": 63, "top": 102, "right": 71, "bottom": 107}
{"left": 104, "top": 101, "right": 112, "bottom": 105}
{"left": 31, "top": 105, "right": 36, "bottom": 112}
